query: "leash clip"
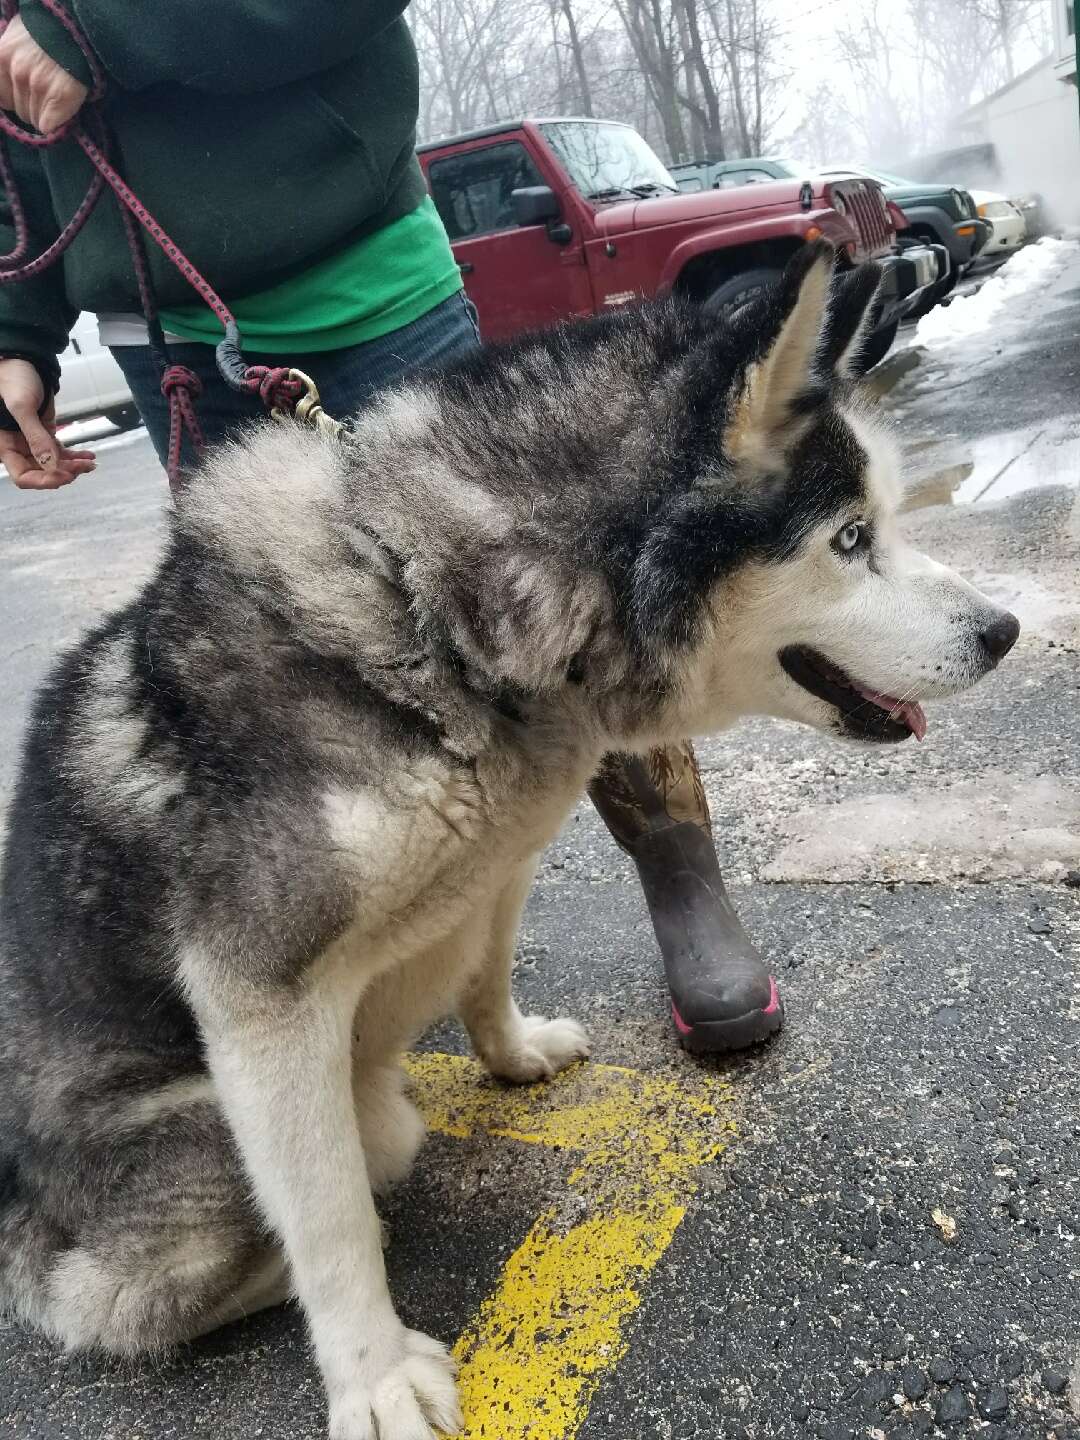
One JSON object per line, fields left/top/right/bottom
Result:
{"left": 273, "top": 368, "right": 344, "bottom": 440}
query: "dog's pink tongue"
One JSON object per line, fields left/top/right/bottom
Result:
{"left": 855, "top": 685, "right": 928, "bottom": 741}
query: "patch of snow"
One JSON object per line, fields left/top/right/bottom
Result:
{"left": 914, "top": 237, "right": 1080, "bottom": 351}
{"left": 56, "top": 415, "right": 123, "bottom": 445}
{"left": 87, "top": 427, "right": 149, "bottom": 456}
{"left": 760, "top": 776, "right": 1080, "bottom": 884}
{"left": 966, "top": 567, "right": 1080, "bottom": 641}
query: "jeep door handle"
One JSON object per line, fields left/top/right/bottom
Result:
{"left": 458, "top": 262, "right": 474, "bottom": 274}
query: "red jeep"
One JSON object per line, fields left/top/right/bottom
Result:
{"left": 418, "top": 118, "right": 946, "bottom": 370}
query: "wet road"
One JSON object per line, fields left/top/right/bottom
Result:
{"left": 0, "top": 252, "right": 1078, "bottom": 1440}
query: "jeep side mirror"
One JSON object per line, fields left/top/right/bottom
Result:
{"left": 512, "top": 186, "right": 561, "bottom": 226}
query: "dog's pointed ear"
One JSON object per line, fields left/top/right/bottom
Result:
{"left": 726, "top": 239, "right": 835, "bottom": 467}
{"left": 819, "top": 262, "right": 884, "bottom": 378}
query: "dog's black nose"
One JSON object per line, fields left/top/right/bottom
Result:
{"left": 980, "top": 611, "right": 1020, "bottom": 664}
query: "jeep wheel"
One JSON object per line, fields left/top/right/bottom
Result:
{"left": 857, "top": 319, "right": 900, "bottom": 373}
{"left": 702, "top": 267, "right": 783, "bottom": 320}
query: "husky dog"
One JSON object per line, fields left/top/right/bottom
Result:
{"left": 0, "top": 243, "right": 1017, "bottom": 1439}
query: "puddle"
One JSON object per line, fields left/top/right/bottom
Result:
{"left": 903, "top": 422, "right": 1080, "bottom": 510}
{"left": 956, "top": 426, "right": 1080, "bottom": 503}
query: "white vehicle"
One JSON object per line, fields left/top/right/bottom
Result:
{"left": 970, "top": 190, "right": 1027, "bottom": 257}
{"left": 56, "top": 312, "right": 139, "bottom": 428}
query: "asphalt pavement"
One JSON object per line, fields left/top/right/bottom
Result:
{"left": 1, "top": 259, "right": 1079, "bottom": 1440}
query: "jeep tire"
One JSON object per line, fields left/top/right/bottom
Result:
{"left": 701, "top": 267, "right": 783, "bottom": 319}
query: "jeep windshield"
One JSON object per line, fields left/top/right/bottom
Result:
{"left": 541, "top": 121, "right": 678, "bottom": 202}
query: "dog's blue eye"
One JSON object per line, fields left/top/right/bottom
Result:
{"left": 835, "top": 521, "right": 866, "bottom": 555}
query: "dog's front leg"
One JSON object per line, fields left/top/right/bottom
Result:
{"left": 186, "top": 958, "right": 461, "bottom": 1440}
{"left": 459, "top": 859, "right": 591, "bottom": 1083}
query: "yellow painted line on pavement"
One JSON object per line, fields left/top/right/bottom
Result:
{"left": 404, "top": 1053, "right": 735, "bottom": 1439}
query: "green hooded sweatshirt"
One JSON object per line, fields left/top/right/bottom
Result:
{"left": 2, "top": 0, "right": 429, "bottom": 387}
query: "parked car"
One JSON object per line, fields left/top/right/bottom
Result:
{"left": 817, "top": 168, "right": 990, "bottom": 296}
{"left": 712, "top": 158, "right": 989, "bottom": 278}
{"left": 669, "top": 155, "right": 989, "bottom": 319}
{"left": 417, "top": 120, "right": 946, "bottom": 372}
{"left": 900, "top": 143, "right": 1046, "bottom": 234}
{"left": 969, "top": 190, "right": 1027, "bottom": 256}
{"left": 670, "top": 158, "right": 802, "bottom": 192}
{"left": 56, "top": 312, "right": 139, "bottom": 429}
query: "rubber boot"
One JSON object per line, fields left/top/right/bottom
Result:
{"left": 588, "top": 741, "right": 783, "bottom": 1054}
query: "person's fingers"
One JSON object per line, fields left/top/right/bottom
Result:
{"left": 10, "top": 65, "right": 30, "bottom": 126}
{"left": 4, "top": 452, "right": 37, "bottom": 483}
{"left": 4, "top": 451, "right": 71, "bottom": 490}
{"left": 0, "top": 26, "right": 85, "bottom": 132}
{"left": 41, "top": 412, "right": 99, "bottom": 468}
{"left": 7, "top": 398, "right": 61, "bottom": 470}
{"left": 0, "top": 28, "right": 16, "bottom": 115}
{"left": 5, "top": 450, "right": 95, "bottom": 490}
{"left": 16, "top": 470, "right": 77, "bottom": 491}
{"left": 35, "top": 85, "right": 83, "bottom": 135}
{"left": 28, "top": 86, "right": 49, "bottom": 133}
{"left": 1, "top": 419, "right": 97, "bottom": 488}
{"left": 1, "top": 429, "right": 96, "bottom": 469}
{"left": 0, "top": 427, "right": 31, "bottom": 458}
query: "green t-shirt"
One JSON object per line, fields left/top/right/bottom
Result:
{"left": 159, "top": 196, "right": 462, "bottom": 353}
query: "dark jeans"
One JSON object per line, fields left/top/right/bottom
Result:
{"left": 110, "top": 291, "right": 481, "bottom": 474}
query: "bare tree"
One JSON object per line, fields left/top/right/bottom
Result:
{"left": 412, "top": 0, "right": 553, "bottom": 136}
{"left": 787, "top": 82, "right": 859, "bottom": 166}
{"left": 679, "top": 0, "right": 727, "bottom": 159}
{"left": 698, "top": 0, "right": 786, "bottom": 157}
{"left": 411, "top": 0, "right": 785, "bottom": 164}
{"left": 970, "top": 0, "right": 1053, "bottom": 79}
{"left": 822, "top": 0, "right": 1055, "bottom": 162}
{"left": 557, "top": 0, "right": 595, "bottom": 115}
{"left": 612, "top": 0, "right": 691, "bottom": 160}
{"left": 831, "top": 1, "right": 921, "bottom": 158}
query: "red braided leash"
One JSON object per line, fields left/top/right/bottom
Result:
{"left": 0, "top": 0, "right": 304, "bottom": 489}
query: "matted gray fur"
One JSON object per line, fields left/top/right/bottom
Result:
{"left": 0, "top": 244, "right": 1018, "bottom": 1439}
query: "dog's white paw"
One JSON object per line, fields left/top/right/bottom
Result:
{"left": 328, "top": 1329, "right": 461, "bottom": 1440}
{"left": 490, "top": 1015, "right": 591, "bottom": 1084}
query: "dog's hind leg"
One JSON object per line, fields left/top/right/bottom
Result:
{"left": 352, "top": 1062, "right": 427, "bottom": 1193}
{"left": 351, "top": 902, "right": 502, "bottom": 1192}
{"left": 199, "top": 1249, "right": 292, "bottom": 1335}
{"left": 458, "top": 858, "right": 592, "bottom": 1083}
{"left": 38, "top": 1096, "right": 284, "bottom": 1355}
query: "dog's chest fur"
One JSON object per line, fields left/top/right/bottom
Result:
{"left": 320, "top": 742, "right": 594, "bottom": 953}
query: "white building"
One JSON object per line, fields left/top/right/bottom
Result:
{"left": 1052, "top": 0, "right": 1077, "bottom": 85}
{"left": 956, "top": 7, "right": 1079, "bottom": 227}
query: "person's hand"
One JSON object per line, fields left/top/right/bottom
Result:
{"left": 0, "top": 14, "right": 88, "bottom": 133}
{"left": 0, "top": 358, "right": 96, "bottom": 490}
